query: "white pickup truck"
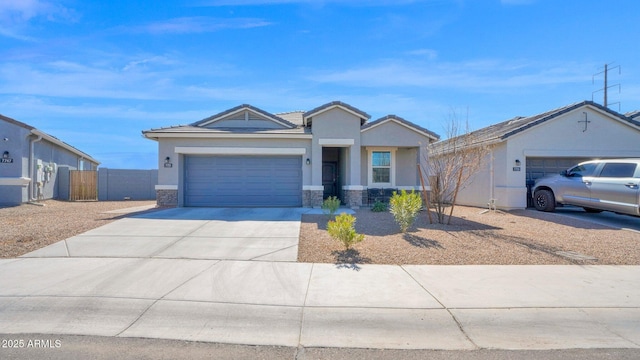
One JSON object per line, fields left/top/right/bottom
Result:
{"left": 532, "top": 159, "right": 640, "bottom": 217}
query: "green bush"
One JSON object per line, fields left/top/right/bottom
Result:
{"left": 327, "top": 213, "right": 365, "bottom": 250}
{"left": 322, "top": 196, "right": 341, "bottom": 218}
{"left": 371, "top": 200, "right": 387, "bottom": 212}
{"left": 389, "top": 190, "right": 422, "bottom": 233}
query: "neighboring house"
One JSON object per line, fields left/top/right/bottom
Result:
{"left": 0, "top": 114, "right": 100, "bottom": 206}
{"left": 143, "top": 101, "right": 440, "bottom": 208}
{"left": 430, "top": 101, "right": 640, "bottom": 210}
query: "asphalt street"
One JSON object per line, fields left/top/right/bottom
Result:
{"left": 2, "top": 335, "right": 640, "bottom": 360}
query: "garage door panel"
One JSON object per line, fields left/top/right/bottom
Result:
{"left": 184, "top": 155, "right": 302, "bottom": 207}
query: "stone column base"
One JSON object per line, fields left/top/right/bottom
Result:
{"left": 343, "top": 189, "right": 363, "bottom": 209}
{"left": 156, "top": 189, "right": 178, "bottom": 207}
{"left": 303, "top": 189, "right": 324, "bottom": 208}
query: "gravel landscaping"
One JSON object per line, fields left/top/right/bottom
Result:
{"left": 0, "top": 200, "right": 157, "bottom": 258}
{"left": 298, "top": 206, "right": 640, "bottom": 265}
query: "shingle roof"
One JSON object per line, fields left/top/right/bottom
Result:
{"left": 303, "top": 101, "right": 371, "bottom": 124}
{"left": 192, "top": 104, "right": 298, "bottom": 129}
{"left": 143, "top": 124, "right": 309, "bottom": 136}
{"left": 361, "top": 114, "right": 440, "bottom": 140}
{"left": 276, "top": 111, "right": 305, "bottom": 126}
{"left": 430, "top": 100, "right": 640, "bottom": 153}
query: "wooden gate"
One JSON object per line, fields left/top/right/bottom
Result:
{"left": 70, "top": 170, "right": 98, "bottom": 201}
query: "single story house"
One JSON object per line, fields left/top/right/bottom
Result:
{"left": 143, "top": 101, "right": 440, "bottom": 208}
{"left": 0, "top": 114, "right": 100, "bottom": 206}
{"left": 430, "top": 100, "right": 640, "bottom": 210}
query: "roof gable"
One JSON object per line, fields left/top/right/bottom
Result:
{"left": 193, "top": 104, "right": 297, "bottom": 129}
{"left": 361, "top": 115, "right": 440, "bottom": 141}
{"left": 303, "top": 101, "right": 371, "bottom": 126}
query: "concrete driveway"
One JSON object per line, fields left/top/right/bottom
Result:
{"left": 23, "top": 207, "right": 306, "bottom": 261}
{"left": 551, "top": 206, "right": 640, "bottom": 233}
{"left": 0, "top": 206, "right": 639, "bottom": 351}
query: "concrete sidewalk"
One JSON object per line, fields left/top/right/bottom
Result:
{"left": 0, "top": 207, "right": 638, "bottom": 350}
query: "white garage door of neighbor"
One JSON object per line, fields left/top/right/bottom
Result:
{"left": 184, "top": 155, "right": 302, "bottom": 207}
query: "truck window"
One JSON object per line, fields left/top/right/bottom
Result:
{"left": 568, "top": 163, "right": 598, "bottom": 177}
{"left": 598, "top": 163, "right": 637, "bottom": 178}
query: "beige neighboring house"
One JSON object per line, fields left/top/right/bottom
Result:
{"left": 0, "top": 114, "right": 100, "bottom": 206}
{"left": 143, "top": 101, "right": 440, "bottom": 208}
{"left": 430, "top": 100, "right": 640, "bottom": 210}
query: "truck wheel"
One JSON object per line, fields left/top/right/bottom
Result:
{"left": 534, "top": 189, "right": 555, "bottom": 212}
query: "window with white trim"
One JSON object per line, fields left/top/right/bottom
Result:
{"left": 368, "top": 148, "right": 396, "bottom": 187}
{"left": 372, "top": 151, "right": 391, "bottom": 183}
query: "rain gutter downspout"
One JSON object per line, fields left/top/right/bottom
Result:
{"left": 28, "top": 132, "right": 43, "bottom": 201}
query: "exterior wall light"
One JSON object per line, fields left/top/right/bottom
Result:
{"left": 306, "top": 158, "right": 311, "bottom": 165}
{"left": 164, "top": 156, "right": 173, "bottom": 168}
{"left": 1, "top": 151, "right": 12, "bottom": 164}
{"left": 515, "top": 159, "right": 521, "bottom": 166}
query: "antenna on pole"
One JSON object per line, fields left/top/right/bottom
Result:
{"left": 592, "top": 63, "right": 621, "bottom": 110}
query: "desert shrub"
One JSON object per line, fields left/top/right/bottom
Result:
{"left": 389, "top": 190, "right": 422, "bottom": 233}
{"left": 327, "top": 213, "right": 365, "bottom": 250}
{"left": 371, "top": 200, "right": 387, "bottom": 212}
{"left": 322, "top": 196, "right": 341, "bottom": 218}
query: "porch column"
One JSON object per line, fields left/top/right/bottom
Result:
{"left": 343, "top": 144, "right": 363, "bottom": 209}
{"left": 305, "top": 140, "right": 324, "bottom": 208}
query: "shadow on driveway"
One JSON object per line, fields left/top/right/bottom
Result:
{"left": 509, "top": 207, "right": 640, "bottom": 232}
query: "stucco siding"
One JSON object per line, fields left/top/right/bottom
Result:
{"left": 33, "top": 139, "right": 88, "bottom": 200}
{"left": 360, "top": 150, "right": 368, "bottom": 186}
{"left": 454, "top": 145, "right": 505, "bottom": 209}
{"left": 361, "top": 121, "right": 427, "bottom": 148}
{"left": 396, "top": 148, "right": 419, "bottom": 186}
{"left": 0, "top": 186, "right": 25, "bottom": 205}
{"left": 0, "top": 120, "right": 30, "bottom": 179}
{"left": 311, "top": 108, "right": 362, "bottom": 187}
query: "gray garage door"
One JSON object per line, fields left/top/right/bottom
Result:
{"left": 184, "top": 155, "right": 302, "bottom": 207}
{"left": 525, "top": 157, "right": 590, "bottom": 207}
{"left": 526, "top": 157, "right": 592, "bottom": 182}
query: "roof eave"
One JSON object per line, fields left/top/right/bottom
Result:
{"left": 140, "top": 131, "right": 313, "bottom": 139}
{"left": 31, "top": 129, "right": 100, "bottom": 165}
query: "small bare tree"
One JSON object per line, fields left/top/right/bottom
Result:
{"left": 422, "top": 110, "right": 490, "bottom": 225}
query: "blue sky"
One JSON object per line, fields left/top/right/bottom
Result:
{"left": 1, "top": 0, "right": 638, "bottom": 169}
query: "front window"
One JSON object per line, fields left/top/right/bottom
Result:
{"left": 372, "top": 151, "right": 391, "bottom": 183}
{"left": 368, "top": 149, "right": 396, "bottom": 187}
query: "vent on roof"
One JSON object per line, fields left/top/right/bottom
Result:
{"left": 507, "top": 116, "right": 526, "bottom": 125}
